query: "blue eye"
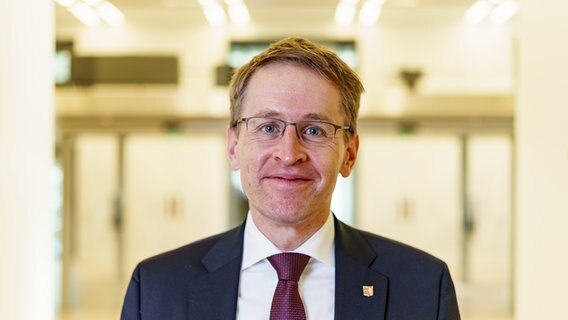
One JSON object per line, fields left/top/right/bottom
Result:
{"left": 303, "top": 125, "right": 326, "bottom": 137}
{"left": 260, "top": 123, "right": 279, "bottom": 134}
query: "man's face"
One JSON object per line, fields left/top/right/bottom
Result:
{"left": 227, "top": 62, "right": 359, "bottom": 228}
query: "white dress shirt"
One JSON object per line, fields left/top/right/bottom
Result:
{"left": 236, "top": 212, "right": 335, "bottom": 320}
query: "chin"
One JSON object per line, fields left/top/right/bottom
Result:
{"left": 263, "top": 204, "right": 319, "bottom": 224}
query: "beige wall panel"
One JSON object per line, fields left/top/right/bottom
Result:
{"left": 123, "top": 134, "right": 228, "bottom": 275}
{"left": 356, "top": 135, "right": 462, "bottom": 276}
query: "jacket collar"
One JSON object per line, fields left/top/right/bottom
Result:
{"left": 185, "top": 217, "right": 389, "bottom": 320}
{"left": 187, "top": 225, "right": 245, "bottom": 320}
{"left": 334, "top": 217, "right": 388, "bottom": 320}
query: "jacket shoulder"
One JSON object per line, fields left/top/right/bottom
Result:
{"left": 137, "top": 225, "right": 243, "bottom": 276}
{"left": 362, "top": 229, "right": 446, "bottom": 266}
{"left": 336, "top": 220, "right": 449, "bottom": 275}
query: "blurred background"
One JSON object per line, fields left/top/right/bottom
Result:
{"left": 1, "top": 0, "right": 566, "bottom": 319}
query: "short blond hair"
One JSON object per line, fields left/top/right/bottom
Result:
{"left": 229, "top": 37, "right": 364, "bottom": 134}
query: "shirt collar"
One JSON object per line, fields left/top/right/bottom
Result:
{"left": 241, "top": 212, "right": 335, "bottom": 270}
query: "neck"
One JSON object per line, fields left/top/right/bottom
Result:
{"left": 251, "top": 211, "right": 329, "bottom": 251}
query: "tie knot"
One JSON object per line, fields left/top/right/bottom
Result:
{"left": 268, "top": 253, "right": 310, "bottom": 281}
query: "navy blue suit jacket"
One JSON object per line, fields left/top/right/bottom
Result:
{"left": 121, "top": 217, "right": 461, "bottom": 319}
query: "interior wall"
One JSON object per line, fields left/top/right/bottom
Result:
{"left": 356, "top": 134, "right": 462, "bottom": 275}
{"left": 74, "top": 135, "right": 122, "bottom": 311}
{"left": 70, "top": 133, "right": 230, "bottom": 313}
{"left": 358, "top": 16, "right": 513, "bottom": 116}
{"left": 468, "top": 135, "right": 512, "bottom": 286}
{"left": 356, "top": 133, "right": 513, "bottom": 316}
{"left": 516, "top": 0, "right": 568, "bottom": 318}
{"left": 0, "top": 1, "right": 55, "bottom": 318}
{"left": 75, "top": 135, "right": 118, "bottom": 282}
{"left": 123, "top": 133, "right": 229, "bottom": 275}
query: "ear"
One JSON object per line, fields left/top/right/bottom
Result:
{"left": 339, "top": 134, "right": 359, "bottom": 177}
{"left": 227, "top": 127, "right": 240, "bottom": 171}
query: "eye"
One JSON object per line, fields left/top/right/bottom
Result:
{"left": 303, "top": 125, "right": 326, "bottom": 137}
{"left": 259, "top": 122, "right": 280, "bottom": 134}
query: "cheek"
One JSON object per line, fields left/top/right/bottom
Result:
{"left": 313, "top": 153, "right": 343, "bottom": 180}
{"left": 239, "top": 145, "right": 267, "bottom": 175}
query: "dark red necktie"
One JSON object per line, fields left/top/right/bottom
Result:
{"left": 268, "top": 253, "right": 311, "bottom": 320}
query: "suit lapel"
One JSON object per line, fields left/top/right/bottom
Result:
{"left": 187, "top": 225, "right": 245, "bottom": 320}
{"left": 184, "top": 218, "right": 389, "bottom": 319}
{"left": 334, "top": 218, "right": 388, "bottom": 320}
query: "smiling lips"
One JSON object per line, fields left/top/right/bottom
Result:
{"left": 263, "top": 173, "right": 312, "bottom": 183}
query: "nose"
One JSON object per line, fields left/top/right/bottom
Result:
{"left": 272, "top": 124, "right": 307, "bottom": 164}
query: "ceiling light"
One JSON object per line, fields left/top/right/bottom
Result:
{"left": 335, "top": 1, "right": 358, "bottom": 26}
{"left": 227, "top": 3, "right": 250, "bottom": 26}
{"left": 465, "top": 0, "right": 519, "bottom": 25}
{"left": 56, "top": 0, "right": 125, "bottom": 27}
{"left": 68, "top": 2, "right": 100, "bottom": 26}
{"left": 83, "top": 0, "right": 103, "bottom": 5}
{"left": 55, "top": 0, "right": 77, "bottom": 7}
{"left": 465, "top": 0, "right": 493, "bottom": 25}
{"left": 490, "top": 0, "right": 519, "bottom": 25}
{"left": 335, "top": 0, "right": 386, "bottom": 26}
{"left": 358, "top": 0, "right": 384, "bottom": 26}
{"left": 97, "top": 1, "right": 125, "bottom": 26}
{"left": 224, "top": 0, "right": 243, "bottom": 5}
{"left": 202, "top": 2, "right": 227, "bottom": 26}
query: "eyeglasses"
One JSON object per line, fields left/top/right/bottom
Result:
{"left": 233, "top": 116, "right": 353, "bottom": 145}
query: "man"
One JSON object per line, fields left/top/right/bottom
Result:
{"left": 121, "top": 37, "right": 461, "bottom": 319}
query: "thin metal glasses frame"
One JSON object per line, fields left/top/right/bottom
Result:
{"left": 233, "top": 116, "right": 353, "bottom": 143}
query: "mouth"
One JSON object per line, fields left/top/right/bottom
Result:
{"left": 263, "top": 174, "right": 312, "bottom": 183}
{"left": 266, "top": 176, "right": 310, "bottom": 181}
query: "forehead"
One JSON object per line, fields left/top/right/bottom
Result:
{"left": 242, "top": 62, "right": 342, "bottom": 121}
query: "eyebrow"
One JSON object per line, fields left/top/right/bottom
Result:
{"left": 251, "top": 111, "right": 332, "bottom": 122}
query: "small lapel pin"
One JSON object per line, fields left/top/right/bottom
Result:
{"left": 362, "top": 285, "right": 374, "bottom": 297}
